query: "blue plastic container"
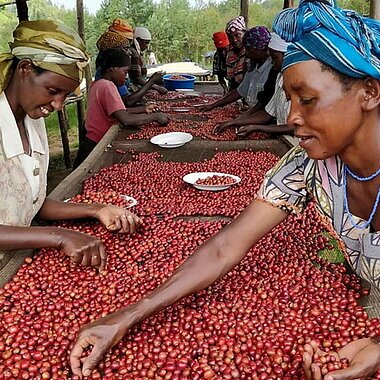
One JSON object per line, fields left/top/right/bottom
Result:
{"left": 163, "top": 74, "right": 196, "bottom": 91}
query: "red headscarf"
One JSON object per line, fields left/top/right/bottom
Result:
{"left": 212, "top": 31, "right": 229, "bottom": 49}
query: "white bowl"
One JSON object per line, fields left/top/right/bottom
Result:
{"left": 183, "top": 172, "right": 241, "bottom": 191}
{"left": 150, "top": 132, "right": 193, "bottom": 148}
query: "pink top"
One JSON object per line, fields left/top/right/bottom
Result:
{"left": 85, "top": 79, "right": 126, "bottom": 143}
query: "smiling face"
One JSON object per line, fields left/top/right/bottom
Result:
{"left": 17, "top": 60, "right": 79, "bottom": 119}
{"left": 283, "top": 60, "right": 369, "bottom": 160}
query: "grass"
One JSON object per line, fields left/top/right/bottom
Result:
{"left": 45, "top": 102, "right": 81, "bottom": 149}
{"left": 317, "top": 231, "right": 345, "bottom": 263}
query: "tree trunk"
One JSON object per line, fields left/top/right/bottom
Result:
{"left": 240, "top": 0, "right": 249, "bottom": 27}
{"left": 283, "top": 0, "right": 294, "bottom": 8}
{"left": 16, "top": 0, "right": 28, "bottom": 21}
{"left": 370, "top": 0, "right": 380, "bottom": 19}
{"left": 76, "top": 0, "right": 92, "bottom": 95}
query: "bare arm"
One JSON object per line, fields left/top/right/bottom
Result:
{"left": 113, "top": 109, "right": 167, "bottom": 128}
{"left": 38, "top": 198, "right": 101, "bottom": 221}
{"left": 201, "top": 89, "right": 241, "bottom": 111}
{"left": 214, "top": 109, "right": 273, "bottom": 134}
{"left": 70, "top": 200, "right": 288, "bottom": 377}
{"left": 123, "top": 72, "right": 165, "bottom": 106}
{"left": 237, "top": 123, "right": 295, "bottom": 138}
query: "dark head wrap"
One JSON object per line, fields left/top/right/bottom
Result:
{"left": 273, "top": 0, "right": 380, "bottom": 78}
{"left": 244, "top": 26, "right": 271, "bottom": 50}
{"left": 97, "top": 48, "right": 131, "bottom": 74}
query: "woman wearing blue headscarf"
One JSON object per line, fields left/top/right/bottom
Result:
{"left": 70, "top": 1, "right": 380, "bottom": 377}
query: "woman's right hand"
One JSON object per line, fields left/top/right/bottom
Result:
{"left": 302, "top": 339, "right": 380, "bottom": 380}
{"left": 57, "top": 229, "right": 106, "bottom": 273}
{"left": 70, "top": 307, "right": 134, "bottom": 378}
{"left": 198, "top": 104, "right": 214, "bottom": 112}
{"left": 155, "top": 112, "right": 169, "bottom": 125}
{"left": 236, "top": 125, "right": 259, "bottom": 138}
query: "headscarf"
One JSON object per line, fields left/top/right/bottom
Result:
{"left": 109, "top": 18, "right": 134, "bottom": 40}
{"left": 96, "top": 31, "right": 129, "bottom": 51}
{"left": 213, "top": 31, "right": 229, "bottom": 49}
{"left": 268, "top": 32, "right": 289, "bottom": 53}
{"left": 134, "top": 27, "right": 152, "bottom": 41}
{"left": 226, "top": 16, "right": 246, "bottom": 33}
{"left": 273, "top": 0, "right": 380, "bottom": 79}
{"left": 244, "top": 26, "right": 271, "bottom": 50}
{"left": 0, "top": 20, "right": 89, "bottom": 92}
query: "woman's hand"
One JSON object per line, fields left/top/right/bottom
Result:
{"left": 145, "top": 104, "right": 159, "bottom": 114}
{"left": 303, "top": 339, "right": 380, "bottom": 380}
{"left": 213, "top": 120, "right": 235, "bottom": 134}
{"left": 58, "top": 229, "right": 107, "bottom": 273}
{"left": 156, "top": 86, "right": 168, "bottom": 95}
{"left": 95, "top": 205, "right": 142, "bottom": 234}
{"left": 154, "top": 112, "right": 169, "bottom": 125}
{"left": 70, "top": 308, "right": 134, "bottom": 378}
{"left": 236, "top": 125, "right": 259, "bottom": 138}
{"left": 198, "top": 104, "right": 214, "bottom": 112}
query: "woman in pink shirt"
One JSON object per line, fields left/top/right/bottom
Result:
{"left": 73, "top": 48, "right": 168, "bottom": 169}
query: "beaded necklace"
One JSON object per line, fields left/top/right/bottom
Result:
{"left": 343, "top": 165, "right": 380, "bottom": 229}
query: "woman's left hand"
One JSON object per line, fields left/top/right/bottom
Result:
{"left": 95, "top": 205, "right": 142, "bottom": 234}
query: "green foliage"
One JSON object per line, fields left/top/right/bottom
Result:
{"left": 0, "top": 0, "right": 372, "bottom": 67}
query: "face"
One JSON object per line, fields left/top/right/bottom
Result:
{"left": 18, "top": 60, "right": 79, "bottom": 119}
{"left": 227, "top": 30, "right": 244, "bottom": 49}
{"left": 137, "top": 38, "right": 150, "bottom": 52}
{"left": 269, "top": 48, "right": 284, "bottom": 72}
{"left": 283, "top": 60, "right": 364, "bottom": 160}
{"left": 109, "top": 66, "right": 129, "bottom": 87}
{"left": 246, "top": 47, "right": 268, "bottom": 62}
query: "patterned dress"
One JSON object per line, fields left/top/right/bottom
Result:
{"left": 257, "top": 145, "right": 380, "bottom": 288}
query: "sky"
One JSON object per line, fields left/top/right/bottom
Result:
{"left": 51, "top": 0, "right": 206, "bottom": 15}
{"left": 51, "top": 0, "right": 102, "bottom": 14}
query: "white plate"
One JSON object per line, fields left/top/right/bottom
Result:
{"left": 175, "top": 89, "right": 202, "bottom": 97}
{"left": 150, "top": 132, "right": 193, "bottom": 148}
{"left": 63, "top": 195, "right": 138, "bottom": 209}
{"left": 120, "top": 195, "right": 138, "bottom": 208}
{"left": 183, "top": 172, "right": 241, "bottom": 191}
{"left": 171, "top": 107, "right": 192, "bottom": 113}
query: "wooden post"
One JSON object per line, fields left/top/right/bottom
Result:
{"left": 58, "top": 108, "right": 72, "bottom": 169}
{"left": 16, "top": 0, "right": 28, "bottom": 21}
{"left": 76, "top": 98, "right": 86, "bottom": 144}
{"left": 283, "top": 0, "right": 294, "bottom": 8}
{"left": 370, "top": 0, "right": 380, "bottom": 19}
{"left": 76, "top": 0, "right": 92, "bottom": 95}
{"left": 240, "top": 0, "right": 249, "bottom": 27}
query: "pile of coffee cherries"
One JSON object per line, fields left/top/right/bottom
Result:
{"left": 1, "top": 150, "right": 379, "bottom": 379}
{"left": 195, "top": 175, "right": 237, "bottom": 186}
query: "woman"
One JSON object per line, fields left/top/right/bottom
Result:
{"left": 0, "top": 20, "right": 141, "bottom": 274}
{"left": 225, "top": 16, "right": 247, "bottom": 91}
{"left": 70, "top": 1, "right": 380, "bottom": 378}
{"left": 73, "top": 48, "right": 168, "bottom": 169}
{"left": 212, "top": 31, "right": 230, "bottom": 94}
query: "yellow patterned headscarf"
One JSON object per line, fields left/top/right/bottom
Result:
{"left": 0, "top": 20, "right": 89, "bottom": 93}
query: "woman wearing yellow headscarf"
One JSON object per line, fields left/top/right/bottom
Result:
{"left": 0, "top": 20, "right": 141, "bottom": 273}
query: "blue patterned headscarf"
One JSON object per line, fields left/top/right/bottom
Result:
{"left": 273, "top": 0, "right": 380, "bottom": 79}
